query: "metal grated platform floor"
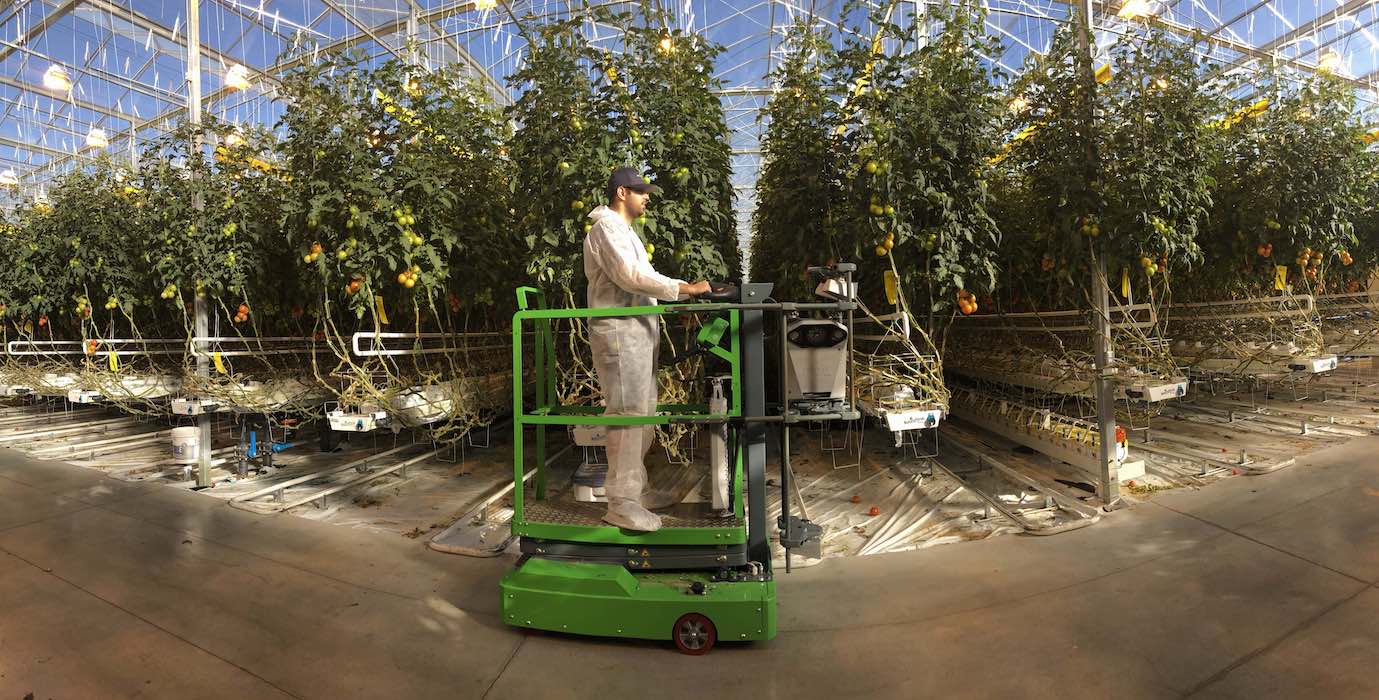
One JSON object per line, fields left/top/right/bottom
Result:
{"left": 523, "top": 499, "right": 742, "bottom": 529}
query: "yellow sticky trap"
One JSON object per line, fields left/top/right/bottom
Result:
{"left": 1274, "top": 265, "right": 1288, "bottom": 291}
{"left": 107, "top": 351, "right": 119, "bottom": 372}
{"left": 990, "top": 124, "right": 1040, "bottom": 165}
{"left": 884, "top": 270, "right": 899, "bottom": 305}
{"left": 374, "top": 295, "right": 390, "bottom": 325}
{"left": 212, "top": 352, "right": 228, "bottom": 375}
{"left": 1121, "top": 267, "right": 1130, "bottom": 297}
{"left": 1095, "top": 64, "right": 1113, "bottom": 84}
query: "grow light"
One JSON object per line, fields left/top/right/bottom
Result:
{"left": 1318, "top": 51, "right": 1343, "bottom": 74}
{"left": 42, "top": 64, "right": 72, "bottom": 92}
{"left": 85, "top": 127, "right": 109, "bottom": 149}
{"left": 1117, "top": 0, "right": 1152, "bottom": 19}
{"left": 225, "top": 63, "right": 251, "bottom": 91}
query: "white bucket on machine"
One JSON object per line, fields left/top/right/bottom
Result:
{"left": 170, "top": 426, "right": 200, "bottom": 465}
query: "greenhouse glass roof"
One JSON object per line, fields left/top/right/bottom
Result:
{"left": 3, "top": 0, "right": 1378, "bottom": 208}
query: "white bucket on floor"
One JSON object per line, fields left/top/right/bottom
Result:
{"left": 171, "top": 426, "right": 200, "bottom": 465}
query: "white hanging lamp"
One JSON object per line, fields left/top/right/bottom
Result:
{"left": 0, "top": 169, "right": 17, "bottom": 187}
{"left": 85, "top": 127, "right": 109, "bottom": 149}
{"left": 225, "top": 63, "right": 251, "bottom": 91}
{"left": 1318, "top": 50, "right": 1344, "bottom": 74}
{"left": 1117, "top": 0, "right": 1153, "bottom": 19}
{"left": 42, "top": 64, "right": 73, "bottom": 92}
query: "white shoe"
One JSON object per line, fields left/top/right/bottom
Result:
{"left": 603, "top": 499, "right": 662, "bottom": 532}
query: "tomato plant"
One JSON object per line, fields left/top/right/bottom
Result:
{"left": 507, "top": 18, "right": 625, "bottom": 295}
{"left": 748, "top": 20, "right": 845, "bottom": 302}
{"left": 277, "top": 52, "right": 514, "bottom": 326}
{"left": 34, "top": 158, "right": 151, "bottom": 338}
{"left": 1188, "top": 67, "right": 1369, "bottom": 298}
{"left": 137, "top": 118, "right": 287, "bottom": 332}
{"left": 754, "top": 2, "right": 1003, "bottom": 316}
{"left": 0, "top": 201, "right": 62, "bottom": 330}
{"left": 1097, "top": 29, "right": 1218, "bottom": 286}
{"left": 840, "top": 1, "right": 1004, "bottom": 316}
{"left": 994, "top": 22, "right": 1102, "bottom": 310}
{"left": 603, "top": 6, "right": 737, "bottom": 281}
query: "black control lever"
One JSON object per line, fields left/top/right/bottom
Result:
{"left": 696, "top": 282, "right": 740, "bottom": 303}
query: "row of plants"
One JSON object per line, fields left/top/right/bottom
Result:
{"left": 751, "top": 2, "right": 1004, "bottom": 316}
{"left": 508, "top": 5, "right": 738, "bottom": 296}
{"left": 750, "top": 2, "right": 1379, "bottom": 324}
{"left": 0, "top": 6, "right": 742, "bottom": 336}
{"left": 0, "top": 7, "right": 742, "bottom": 432}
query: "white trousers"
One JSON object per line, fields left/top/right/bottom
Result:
{"left": 589, "top": 316, "right": 660, "bottom": 503}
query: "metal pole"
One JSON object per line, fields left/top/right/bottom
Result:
{"left": 406, "top": 5, "right": 419, "bottom": 65}
{"left": 187, "top": 0, "right": 212, "bottom": 488}
{"left": 778, "top": 311, "right": 791, "bottom": 574}
{"left": 741, "top": 283, "right": 772, "bottom": 571}
{"left": 1075, "top": 0, "right": 1120, "bottom": 506}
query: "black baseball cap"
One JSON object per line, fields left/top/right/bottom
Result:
{"left": 606, "top": 166, "right": 660, "bottom": 202}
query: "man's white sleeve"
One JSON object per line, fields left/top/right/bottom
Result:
{"left": 591, "top": 223, "right": 683, "bottom": 302}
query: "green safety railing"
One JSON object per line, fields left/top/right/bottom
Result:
{"left": 511, "top": 287, "right": 746, "bottom": 545}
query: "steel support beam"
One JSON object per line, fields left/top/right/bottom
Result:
{"left": 1077, "top": 0, "right": 1121, "bottom": 506}
{"left": 0, "top": 0, "right": 80, "bottom": 64}
{"left": 207, "top": 0, "right": 303, "bottom": 44}
{"left": 1055, "top": 1, "right": 1376, "bottom": 91}
{"left": 319, "top": 0, "right": 407, "bottom": 61}
{"left": 0, "top": 74, "right": 138, "bottom": 125}
{"left": 0, "top": 36, "right": 183, "bottom": 105}
{"left": 186, "top": 0, "right": 212, "bottom": 489}
{"left": 0, "top": 133, "right": 86, "bottom": 160}
{"left": 1222, "top": 0, "right": 1374, "bottom": 63}
{"left": 21, "top": 0, "right": 510, "bottom": 185}
{"left": 81, "top": 0, "right": 276, "bottom": 84}
{"left": 401, "top": 0, "right": 509, "bottom": 102}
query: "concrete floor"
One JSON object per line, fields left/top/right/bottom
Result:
{"left": 1, "top": 438, "right": 1377, "bottom": 700}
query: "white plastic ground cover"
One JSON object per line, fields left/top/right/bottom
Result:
{"left": 389, "top": 380, "right": 464, "bottom": 427}
{"left": 33, "top": 371, "right": 81, "bottom": 396}
{"left": 93, "top": 373, "right": 183, "bottom": 400}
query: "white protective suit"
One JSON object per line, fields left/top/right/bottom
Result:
{"left": 584, "top": 204, "right": 685, "bottom": 531}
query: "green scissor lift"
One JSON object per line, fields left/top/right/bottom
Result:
{"left": 502, "top": 269, "right": 856, "bottom": 654}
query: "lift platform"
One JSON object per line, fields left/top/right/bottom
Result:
{"left": 500, "top": 267, "right": 856, "bottom": 653}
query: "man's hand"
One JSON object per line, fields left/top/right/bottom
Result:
{"left": 679, "top": 280, "right": 712, "bottom": 297}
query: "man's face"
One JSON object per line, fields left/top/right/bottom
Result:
{"left": 622, "top": 187, "right": 649, "bottom": 217}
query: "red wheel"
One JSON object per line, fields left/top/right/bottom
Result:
{"left": 672, "top": 613, "right": 716, "bottom": 655}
